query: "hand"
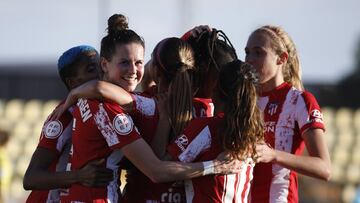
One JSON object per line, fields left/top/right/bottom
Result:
{"left": 255, "top": 142, "right": 276, "bottom": 163}
{"left": 190, "top": 25, "right": 212, "bottom": 37}
{"left": 53, "top": 91, "right": 77, "bottom": 119}
{"left": 76, "top": 159, "right": 114, "bottom": 187}
{"left": 213, "top": 154, "right": 244, "bottom": 174}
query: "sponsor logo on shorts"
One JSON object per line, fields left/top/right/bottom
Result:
{"left": 44, "top": 120, "right": 63, "bottom": 139}
{"left": 113, "top": 113, "right": 134, "bottom": 135}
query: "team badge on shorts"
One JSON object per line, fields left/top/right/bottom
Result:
{"left": 44, "top": 120, "right": 63, "bottom": 139}
{"left": 113, "top": 113, "right": 134, "bottom": 135}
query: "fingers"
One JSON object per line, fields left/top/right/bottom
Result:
{"left": 190, "top": 25, "right": 212, "bottom": 37}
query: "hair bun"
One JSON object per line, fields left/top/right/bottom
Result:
{"left": 107, "top": 14, "right": 128, "bottom": 35}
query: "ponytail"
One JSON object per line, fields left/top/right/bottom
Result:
{"left": 219, "top": 60, "right": 264, "bottom": 160}
{"left": 168, "top": 65, "right": 193, "bottom": 140}
{"left": 152, "top": 38, "right": 195, "bottom": 140}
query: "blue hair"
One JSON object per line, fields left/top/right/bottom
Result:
{"left": 57, "top": 45, "right": 98, "bottom": 72}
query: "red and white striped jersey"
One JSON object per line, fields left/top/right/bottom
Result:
{"left": 122, "top": 93, "right": 186, "bottom": 203}
{"left": 167, "top": 114, "right": 254, "bottom": 203}
{"left": 122, "top": 94, "right": 214, "bottom": 203}
{"left": 64, "top": 99, "right": 141, "bottom": 203}
{"left": 250, "top": 82, "right": 325, "bottom": 203}
{"left": 26, "top": 101, "right": 73, "bottom": 203}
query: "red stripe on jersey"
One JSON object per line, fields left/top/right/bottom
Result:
{"left": 241, "top": 165, "right": 252, "bottom": 202}
{"left": 251, "top": 82, "right": 325, "bottom": 203}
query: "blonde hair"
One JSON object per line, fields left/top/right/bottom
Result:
{"left": 254, "top": 25, "right": 304, "bottom": 90}
{"left": 152, "top": 38, "right": 195, "bottom": 140}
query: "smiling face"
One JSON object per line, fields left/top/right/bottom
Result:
{"left": 101, "top": 42, "right": 145, "bottom": 92}
{"left": 245, "top": 31, "right": 284, "bottom": 91}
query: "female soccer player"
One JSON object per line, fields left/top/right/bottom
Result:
{"left": 59, "top": 14, "right": 242, "bottom": 203}
{"left": 245, "top": 25, "right": 331, "bottom": 203}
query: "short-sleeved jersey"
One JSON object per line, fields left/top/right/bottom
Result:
{"left": 122, "top": 93, "right": 186, "bottom": 203}
{"left": 122, "top": 94, "right": 216, "bottom": 203}
{"left": 26, "top": 101, "right": 73, "bottom": 203}
{"left": 64, "top": 99, "right": 140, "bottom": 203}
{"left": 167, "top": 114, "right": 254, "bottom": 203}
{"left": 250, "top": 82, "right": 325, "bottom": 203}
{"left": 193, "top": 97, "right": 214, "bottom": 118}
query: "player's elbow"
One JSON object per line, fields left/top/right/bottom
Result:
{"left": 321, "top": 166, "right": 331, "bottom": 181}
{"left": 23, "top": 174, "right": 33, "bottom": 190}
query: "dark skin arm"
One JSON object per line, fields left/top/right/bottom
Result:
{"left": 23, "top": 147, "right": 114, "bottom": 190}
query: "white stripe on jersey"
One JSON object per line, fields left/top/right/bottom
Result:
{"left": 56, "top": 120, "right": 73, "bottom": 152}
{"left": 184, "top": 179, "right": 194, "bottom": 203}
{"left": 94, "top": 104, "right": 120, "bottom": 146}
{"left": 46, "top": 121, "right": 73, "bottom": 202}
{"left": 223, "top": 174, "right": 236, "bottom": 203}
{"left": 257, "top": 96, "right": 269, "bottom": 112}
{"left": 106, "top": 150, "right": 124, "bottom": 203}
{"left": 178, "top": 126, "right": 211, "bottom": 163}
{"left": 270, "top": 87, "right": 300, "bottom": 203}
{"left": 133, "top": 94, "right": 156, "bottom": 116}
{"left": 235, "top": 164, "right": 248, "bottom": 202}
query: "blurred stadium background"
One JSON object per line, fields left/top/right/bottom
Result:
{"left": 1, "top": 0, "right": 360, "bottom": 202}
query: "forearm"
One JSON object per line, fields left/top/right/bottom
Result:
{"left": 123, "top": 139, "right": 216, "bottom": 183}
{"left": 71, "top": 80, "right": 133, "bottom": 112}
{"left": 95, "top": 81, "right": 133, "bottom": 112}
{"left": 146, "top": 160, "right": 205, "bottom": 183}
{"left": 23, "top": 170, "right": 79, "bottom": 190}
{"left": 273, "top": 150, "right": 331, "bottom": 180}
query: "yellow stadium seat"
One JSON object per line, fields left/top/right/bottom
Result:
{"left": 345, "top": 164, "right": 360, "bottom": 184}
{"left": 322, "top": 107, "right": 335, "bottom": 127}
{"left": 0, "top": 99, "right": 4, "bottom": 118}
{"left": 335, "top": 130, "right": 355, "bottom": 149}
{"left": 24, "top": 137, "right": 39, "bottom": 157}
{"left": 342, "top": 184, "right": 357, "bottom": 203}
{"left": 330, "top": 164, "right": 345, "bottom": 183}
{"left": 10, "top": 176, "right": 29, "bottom": 202}
{"left": 332, "top": 146, "right": 350, "bottom": 167}
{"left": 354, "top": 108, "right": 360, "bottom": 131}
{"left": 23, "top": 99, "right": 43, "bottom": 123}
{"left": 4, "top": 99, "right": 24, "bottom": 123}
{"left": 41, "top": 100, "right": 60, "bottom": 120}
{"left": 6, "top": 137, "right": 22, "bottom": 162}
{"left": 335, "top": 108, "right": 353, "bottom": 130}
{"left": 15, "top": 155, "right": 31, "bottom": 177}
{"left": 351, "top": 147, "right": 360, "bottom": 165}
{"left": 325, "top": 130, "right": 335, "bottom": 150}
{"left": 11, "top": 121, "right": 32, "bottom": 144}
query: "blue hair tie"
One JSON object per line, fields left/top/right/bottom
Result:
{"left": 57, "top": 45, "right": 98, "bottom": 72}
